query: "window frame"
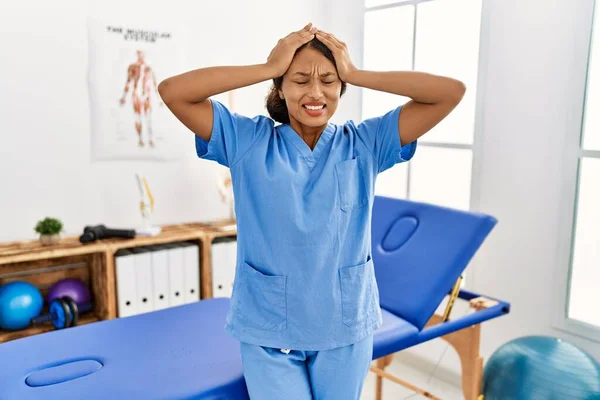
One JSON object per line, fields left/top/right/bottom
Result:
{"left": 360, "top": 0, "right": 490, "bottom": 290}
{"left": 551, "top": 0, "right": 600, "bottom": 343}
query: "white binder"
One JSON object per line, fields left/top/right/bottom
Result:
{"left": 147, "top": 245, "right": 170, "bottom": 311}
{"left": 225, "top": 240, "right": 237, "bottom": 297}
{"left": 115, "top": 249, "right": 137, "bottom": 317}
{"left": 211, "top": 241, "right": 225, "bottom": 298}
{"left": 181, "top": 242, "right": 200, "bottom": 303}
{"left": 211, "top": 237, "right": 237, "bottom": 298}
{"left": 130, "top": 247, "right": 155, "bottom": 315}
{"left": 164, "top": 243, "right": 186, "bottom": 307}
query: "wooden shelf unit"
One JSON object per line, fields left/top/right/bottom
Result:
{"left": 0, "top": 220, "right": 237, "bottom": 344}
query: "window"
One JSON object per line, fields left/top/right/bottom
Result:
{"left": 362, "top": 0, "right": 483, "bottom": 211}
{"left": 561, "top": 1, "right": 600, "bottom": 334}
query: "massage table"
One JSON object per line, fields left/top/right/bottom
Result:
{"left": 0, "top": 196, "right": 510, "bottom": 399}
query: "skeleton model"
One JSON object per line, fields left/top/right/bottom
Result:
{"left": 217, "top": 170, "right": 236, "bottom": 221}
{"left": 135, "top": 173, "right": 161, "bottom": 236}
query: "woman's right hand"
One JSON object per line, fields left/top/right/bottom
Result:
{"left": 266, "top": 23, "right": 317, "bottom": 78}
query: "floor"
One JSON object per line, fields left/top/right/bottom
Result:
{"left": 361, "top": 358, "right": 465, "bottom": 400}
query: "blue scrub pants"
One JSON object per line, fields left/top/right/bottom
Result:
{"left": 240, "top": 334, "right": 373, "bottom": 400}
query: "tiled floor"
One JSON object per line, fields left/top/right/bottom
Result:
{"left": 361, "top": 358, "right": 464, "bottom": 400}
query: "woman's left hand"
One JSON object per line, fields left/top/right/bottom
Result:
{"left": 315, "top": 30, "right": 357, "bottom": 82}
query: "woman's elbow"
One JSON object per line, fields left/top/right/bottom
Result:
{"left": 452, "top": 80, "right": 467, "bottom": 101}
{"left": 157, "top": 79, "right": 172, "bottom": 103}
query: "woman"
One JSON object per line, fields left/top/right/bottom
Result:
{"left": 159, "top": 22, "right": 465, "bottom": 400}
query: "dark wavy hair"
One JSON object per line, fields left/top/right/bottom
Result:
{"left": 265, "top": 38, "right": 347, "bottom": 124}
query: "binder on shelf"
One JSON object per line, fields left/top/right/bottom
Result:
{"left": 180, "top": 242, "right": 200, "bottom": 303}
{"left": 211, "top": 236, "right": 237, "bottom": 298}
{"left": 163, "top": 243, "right": 186, "bottom": 307}
{"left": 223, "top": 239, "right": 237, "bottom": 298}
{"left": 129, "top": 247, "right": 155, "bottom": 315}
{"left": 146, "top": 244, "right": 170, "bottom": 311}
{"left": 115, "top": 249, "right": 137, "bottom": 317}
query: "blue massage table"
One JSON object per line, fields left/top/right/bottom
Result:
{"left": 0, "top": 196, "right": 510, "bottom": 400}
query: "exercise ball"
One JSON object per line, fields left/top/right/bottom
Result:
{"left": 46, "top": 278, "right": 91, "bottom": 305}
{"left": 483, "top": 335, "right": 600, "bottom": 400}
{"left": 0, "top": 281, "right": 44, "bottom": 330}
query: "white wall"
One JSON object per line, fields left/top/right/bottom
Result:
{"left": 329, "top": 0, "right": 600, "bottom": 385}
{"left": 0, "top": 0, "right": 326, "bottom": 242}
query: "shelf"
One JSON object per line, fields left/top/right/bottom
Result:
{"left": 0, "top": 220, "right": 237, "bottom": 265}
{"left": 0, "top": 314, "right": 100, "bottom": 343}
{"left": 0, "top": 236, "right": 106, "bottom": 265}
{"left": 0, "top": 219, "right": 238, "bottom": 344}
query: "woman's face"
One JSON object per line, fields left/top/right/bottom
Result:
{"left": 279, "top": 47, "right": 342, "bottom": 128}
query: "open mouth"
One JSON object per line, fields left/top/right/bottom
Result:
{"left": 302, "top": 104, "right": 326, "bottom": 111}
{"left": 302, "top": 103, "right": 327, "bottom": 118}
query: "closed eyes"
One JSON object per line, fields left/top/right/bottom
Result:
{"left": 293, "top": 81, "right": 335, "bottom": 85}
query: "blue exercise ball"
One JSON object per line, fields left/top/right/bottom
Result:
{"left": 0, "top": 281, "right": 44, "bottom": 330}
{"left": 483, "top": 335, "right": 600, "bottom": 400}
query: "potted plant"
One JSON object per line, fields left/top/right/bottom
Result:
{"left": 34, "top": 217, "right": 64, "bottom": 245}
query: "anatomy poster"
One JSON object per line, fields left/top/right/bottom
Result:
{"left": 87, "top": 18, "right": 186, "bottom": 161}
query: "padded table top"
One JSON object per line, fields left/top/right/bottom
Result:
{"left": 373, "top": 308, "right": 419, "bottom": 360}
{"left": 0, "top": 298, "right": 249, "bottom": 400}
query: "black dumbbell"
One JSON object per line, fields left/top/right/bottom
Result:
{"left": 31, "top": 297, "right": 93, "bottom": 329}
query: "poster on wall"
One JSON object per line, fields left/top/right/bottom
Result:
{"left": 87, "top": 18, "right": 186, "bottom": 161}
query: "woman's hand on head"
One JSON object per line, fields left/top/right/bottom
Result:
{"left": 315, "top": 30, "right": 357, "bottom": 82}
{"left": 266, "top": 22, "right": 317, "bottom": 78}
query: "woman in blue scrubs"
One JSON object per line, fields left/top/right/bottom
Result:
{"left": 159, "top": 22, "right": 465, "bottom": 400}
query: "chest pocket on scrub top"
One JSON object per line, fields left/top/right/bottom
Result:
{"left": 334, "top": 156, "right": 368, "bottom": 213}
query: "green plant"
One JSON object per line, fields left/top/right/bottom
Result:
{"left": 34, "top": 217, "right": 63, "bottom": 235}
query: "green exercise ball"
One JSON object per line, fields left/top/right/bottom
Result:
{"left": 483, "top": 335, "right": 600, "bottom": 400}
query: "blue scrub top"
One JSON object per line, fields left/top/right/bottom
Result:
{"left": 196, "top": 99, "right": 417, "bottom": 351}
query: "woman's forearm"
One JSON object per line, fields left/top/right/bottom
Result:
{"left": 158, "top": 64, "right": 276, "bottom": 104}
{"left": 346, "top": 70, "right": 465, "bottom": 104}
